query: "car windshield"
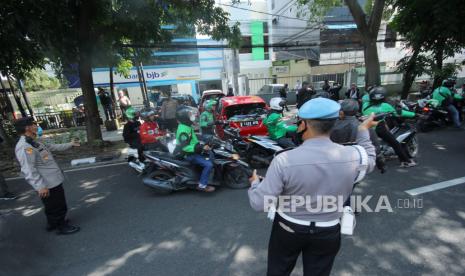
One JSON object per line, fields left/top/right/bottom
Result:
{"left": 225, "top": 103, "right": 267, "bottom": 120}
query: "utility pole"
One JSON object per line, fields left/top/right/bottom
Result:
{"left": 232, "top": 49, "right": 240, "bottom": 95}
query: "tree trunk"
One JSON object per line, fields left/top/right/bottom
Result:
{"left": 139, "top": 62, "right": 149, "bottom": 108}
{"left": 0, "top": 77, "right": 15, "bottom": 120}
{"left": 0, "top": 119, "right": 13, "bottom": 146}
{"left": 400, "top": 50, "right": 420, "bottom": 99}
{"left": 78, "top": 0, "right": 102, "bottom": 142}
{"left": 6, "top": 75, "right": 27, "bottom": 117}
{"left": 109, "top": 66, "right": 117, "bottom": 115}
{"left": 17, "top": 79, "right": 34, "bottom": 116}
{"left": 433, "top": 42, "right": 444, "bottom": 89}
{"left": 364, "top": 37, "right": 381, "bottom": 87}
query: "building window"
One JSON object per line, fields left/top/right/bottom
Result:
{"left": 239, "top": 35, "right": 269, "bottom": 54}
{"left": 272, "top": 0, "right": 275, "bottom": 10}
{"left": 384, "top": 25, "right": 397, "bottom": 48}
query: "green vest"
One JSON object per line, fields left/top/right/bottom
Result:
{"left": 176, "top": 123, "right": 198, "bottom": 153}
{"left": 363, "top": 102, "right": 415, "bottom": 118}
{"left": 432, "top": 86, "right": 462, "bottom": 105}
{"left": 263, "top": 112, "right": 297, "bottom": 140}
{"left": 200, "top": 111, "right": 214, "bottom": 128}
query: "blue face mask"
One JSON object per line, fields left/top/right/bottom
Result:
{"left": 37, "top": 126, "right": 43, "bottom": 137}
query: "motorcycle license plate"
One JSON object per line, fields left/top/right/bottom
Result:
{"left": 241, "top": 121, "right": 259, "bottom": 127}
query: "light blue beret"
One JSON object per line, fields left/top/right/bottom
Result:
{"left": 298, "top": 98, "right": 341, "bottom": 119}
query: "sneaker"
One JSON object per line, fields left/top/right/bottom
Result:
{"left": 0, "top": 192, "right": 18, "bottom": 200}
{"left": 56, "top": 224, "right": 80, "bottom": 235}
{"left": 196, "top": 185, "right": 216, "bottom": 193}
{"left": 400, "top": 160, "right": 417, "bottom": 168}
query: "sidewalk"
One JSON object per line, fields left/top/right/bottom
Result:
{"left": 102, "top": 127, "right": 124, "bottom": 142}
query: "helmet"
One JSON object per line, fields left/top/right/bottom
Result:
{"left": 270, "top": 97, "right": 285, "bottom": 111}
{"left": 298, "top": 98, "right": 340, "bottom": 119}
{"left": 203, "top": 99, "right": 217, "bottom": 111}
{"left": 139, "top": 107, "right": 157, "bottom": 120}
{"left": 442, "top": 78, "right": 455, "bottom": 88}
{"left": 125, "top": 106, "right": 138, "bottom": 120}
{"left": 340, "top": 99, "right": 359, "bottom": 115}
{"left": 176, "top": 106, "right": 198, "bottom": 125}
{"left": 369, "top": 86, "right": 387, "bottom": 102}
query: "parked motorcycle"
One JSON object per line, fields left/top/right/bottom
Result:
{"left": 415, "top": 99, "right": 450, "bottom": 132}
{"left": 141, "top": 135, "right": 252, "bottom": 194}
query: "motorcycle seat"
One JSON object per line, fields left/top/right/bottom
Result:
{"left": 145, "top": 151, "right": 191, "bottom": 166}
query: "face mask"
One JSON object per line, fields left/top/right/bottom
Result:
{"left": 37, "top": 126, "right": 43, "bottom": 137}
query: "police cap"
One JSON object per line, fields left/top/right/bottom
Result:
{"left": 298, "top": 98, "right": 340, "bottom": 120}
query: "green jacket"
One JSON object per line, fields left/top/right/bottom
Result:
{"left": 263, "top": 112, "right": 297, "bottom": 140}
{"left": 176, "top": 123, "right": 199, "bottom": 154}
{"left": 432, "top": 86, "right": 463, "bottom": 105}
{"left": 362, "top": 102, "right": 415, "bottom": 118}
{"left": 200, "top": 111, "right": 214, "bottom": 128}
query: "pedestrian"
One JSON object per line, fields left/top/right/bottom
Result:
{"left": 296, "top": 81, "right": 314, "bottom": 109}
{"left": 294, "top": 80, "right": 302, "bottom": 90}
{"left": 227, "top": 86, "right": 234, "bottom": 97}
{"left": 279, "top": 84, "right": 290, "bottom": 112}
{"left": 328, "top": 82, "right": 342, "bottom": 101}
{"left": 322, "top": 79, "right": 330, "bottom": 92}
{"left": 118, "top": 89, "right": 131, "bottom": 120}
{"left": 14, "top": 117, "right": 80, "bottom": 235}
{"left": 97, "top": 87, "right": 115, "bottom": 121}
{"left": 248, "top": 98, "right": 376, "bottom": 276}
{"left": 160, "top": 91, "right": 179, "bottom": 132}
{"left": 345, "top": 83, "right": 361, "bottom": 101}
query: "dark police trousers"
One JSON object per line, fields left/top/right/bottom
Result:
{"left": 40, "top": 184, "right": 68, "bottom": 228}
{"left": 267, "top": 214, "right": 341, "bottom": 276}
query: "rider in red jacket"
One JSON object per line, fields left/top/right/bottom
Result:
{"left": 139, "top": 108, "right": 168, "bottom": 156}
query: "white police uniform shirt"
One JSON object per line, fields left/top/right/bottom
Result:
{"left": 15, "top": 136, "right": 72, "bottom": 191}
{"left": 248, "top": 130, "right": 376, "bottom": 222}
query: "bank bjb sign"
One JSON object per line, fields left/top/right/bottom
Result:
{"left": 92, "top": 66, "right": 200, "bottom": 85}
{"left": 272, "top": 66, "right": 289, "bottom": 75}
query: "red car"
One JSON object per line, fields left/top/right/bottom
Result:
{"left": 215, "top": 96, "right": 269, "bottom": 138}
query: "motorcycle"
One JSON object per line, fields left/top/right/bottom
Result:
{"left": 374, "top": 113, "right": 419, "bottom": 159}
{"left": 415, "top": 99, "right": 450, "bottom": 132}
{"left": 127, "top": 134, "right": 173, "bottom": 173}
{"left": 141, "top": 135, "right": 252, "bottom": 194}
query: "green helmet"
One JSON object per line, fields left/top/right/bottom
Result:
{"left": 125, "top": 106, "right": 136, "bottom": 120}
{"left": 204, "top": 99, "right": 217, "bottom": 111}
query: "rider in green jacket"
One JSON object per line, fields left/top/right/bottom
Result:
{"left": 362, "top": 87, "right": 417, "bottom": 168}
{"left": 432, "top": 78, "right": 463, "bottom": 128}
{"left": 176, "top": 107, "right": 215, "bottom": 192}
{"left": 263, "top": 97, "right": 297, "bottom": 148}
{"left": 200, "top": 100, "right": 216, "bottom": 135}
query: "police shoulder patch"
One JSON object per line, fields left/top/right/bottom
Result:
{"left": 26, "top": 147, "right": 34, "bottom": 155}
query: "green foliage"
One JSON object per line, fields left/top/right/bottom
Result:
{"left": 296, "top": 0, "right": 342, "bottom": 21}
{"left": 115, "top": 59, "right": 133, "bottom": 78}
{"left": 391, "top": 0, "right": 465, "bottom": 58}
{"left": 23, "top": 69, "right": 61, "bottom": 91}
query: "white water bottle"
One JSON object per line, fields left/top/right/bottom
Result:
{"left": 340, "top": 206, "right": 356, "bottom": 235}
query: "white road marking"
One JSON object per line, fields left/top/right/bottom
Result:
{"left": 405, "top": 176, "right": 465, "bottom": 196}
{"left": 5, "top": 162, "right": 127, "bottom": 182}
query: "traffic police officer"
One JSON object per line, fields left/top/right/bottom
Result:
{"left": 14, "top": 117, "right": 80, "bottom": 235}
{"left": 248, "top": 98, "right": 376, "bottom": 276}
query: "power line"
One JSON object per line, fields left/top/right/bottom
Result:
{"left": 121, "top": 38, "right": 405, "bottom": 49}
{"left": 218, "top": 2, "right": 315, "bottom": 23}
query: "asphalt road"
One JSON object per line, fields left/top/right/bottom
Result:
{"left": 1, "top": 128, "right": 465, "bottom": 276}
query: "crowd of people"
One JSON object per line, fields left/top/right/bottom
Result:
{"left": 5, "top": 79, "right": 464, "bottom": 276}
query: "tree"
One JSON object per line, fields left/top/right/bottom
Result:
{"left": 23, "top": 69, "right": 61, "bottom": 91}
{"left": 7, "top": 0, "right": 240, "bottom": 143}
{"left": 297, "top": 0, "right": 387, "bottom": 87}
{"left": 392, "top": 0, "right": 465, "bottom": 92}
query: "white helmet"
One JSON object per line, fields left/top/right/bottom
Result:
{"left": 270, "top": 97, "right": 285, "bottom": 111}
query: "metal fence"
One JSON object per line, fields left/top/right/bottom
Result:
{"left": 248, "top": 76, "right": 309, "bottom": 95}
